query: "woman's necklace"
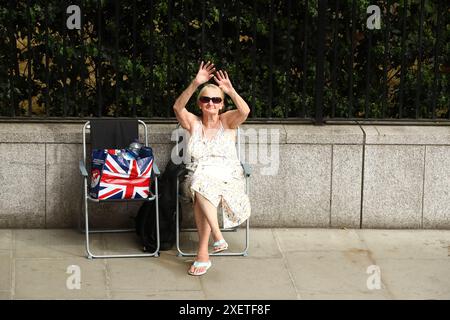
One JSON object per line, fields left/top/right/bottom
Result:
{"left": 201, "top": 120, "right": 222, "bottom": 141}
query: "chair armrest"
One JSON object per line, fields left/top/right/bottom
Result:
{"left": 176, "top": 165, "right": 188, "bottom": 178}
{"left": 153, "top": 162, "right": 161, "bottom": 176}
{"left": 241, "top": 162, "right": 252, "bottom": 177}
{"left": 79, "top": 160, "right": 88, "bottom": 177}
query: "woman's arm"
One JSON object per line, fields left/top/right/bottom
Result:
{"left": 173, "top": 61, "right": 215, "bottom": 131}
{"left": 214, "top": 70, "right": 250, "bottom": 129}
{"left": 173, "top": 81, "right": 199, "bottom": 132}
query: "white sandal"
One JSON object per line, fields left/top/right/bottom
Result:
{"left": 212, "top": 239, "right": 228, "bottom": 253}
{"left": 188, "top": 260, "right": 212, "bottom": 276}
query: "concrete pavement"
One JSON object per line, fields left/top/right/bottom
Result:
{"left": 0, "top": 228, "right": 448, "bottom": 300}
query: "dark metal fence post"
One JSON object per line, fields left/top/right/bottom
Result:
{"left": 348, "top": 0, "right": 356, "bottom": 119}
{"left": 331, "top": 0, "right": 339, "bottom": 118}
{"left": 114, "top": 0, "right": 120, "bottom": 117}
{"left": 284, "top": 0, "right": 293, "bottom": 118}
{"left": 166, "top": 0, "right": 173, "bottom": 117}
{"left": 235, "top": 0, "right": 241, "bottom": 93}
{"left": 314, "top": 0, "right": 327, "bottom": 125}
{"left": 399, "top": 0, "right": 407, "bottom": 119}
{"left": 432, "top": 0, "right": 442, "bottom": 120}
{"left": 80, "top": 0, "right": 86, "bottom": 118}
{"left": 415, "top": 0, "right": 425, "bottom": 119}
{"left": 268, "top": 0, "right": 274, "bottom": 118}
{"left": 132, "top": 0, "right": 137, "bottom": 117}
{"left": 251, "top": 0, "right": 257, "bottom": 118}
{"left": 201, "top": 0, "right": 206, "bottom": 59}
{"left": 148, "top": 0, "right": 154, "bottom": 117}
{"left": 301, "top": 0, "right": 308, "bottom": 118}
{"left": 97, "top": 0, "right": 103, "bottom": 117}
{"left": 62, "top": 0, "right": 68, "bottom": 117}
{"left": 26, "top": 0, "right": 32, "bottom": 116}
{"left": 44, "top": 1, "right": 50, "bottom": 117}
{"left": 382, "top": 0, "right": 391, "bottom": 119}
{"left": 7, "top": 0, "right": 17, "bottom": 116}
{"left": 183, "top": 0, "right": 190, "bottom": 86}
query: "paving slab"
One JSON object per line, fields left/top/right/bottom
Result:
{"left": 221, "top": 228, "right": 281, "bottom": 258}
{"left": 14, "top": 229, "right": 104, "bottom": 258}
{"left": 0, "top": 291, "right": 11, "bottom": 300}
{"left": 355, "top": 229, "right": 450, "bottom": 259}
{"left": 0, "top": 230, "right": 12, "bottom": 251}
{"left": 111, "top": 290, "right": 205, "bottom": 300}
{"left": 376, "top": 258, "right": 450, "bottom": 300}
{"left": 274, "top": 228, "right": 366, "bottom": 252}
{"left": 200, "top": 257, "right": 298, "bottom": 300}
{"left": 0, "top": 253, "right": 11, "bottom": 291}
{"left": 14, "top": 257, "right": 107, "bottom": 299}
{"left": 299, "top": 291, "right": 390, "bottom": 300}
{"left": 106, "top": 252, "right": 202, "bottom": 292}
{"left": 285, "top": 250, "right": 393, "bottom": 299}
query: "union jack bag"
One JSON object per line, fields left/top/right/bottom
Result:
{"left": 89, "top": 147, "right": 153, "bottom": 200}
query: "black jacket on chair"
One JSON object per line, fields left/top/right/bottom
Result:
{"left": 135, "top": 159, "right": 187, "bottom": 252}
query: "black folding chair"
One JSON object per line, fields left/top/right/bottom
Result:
{"left": 79, "top": 119, "right": 160, "bottom": 259}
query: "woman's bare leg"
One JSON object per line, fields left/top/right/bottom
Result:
{"left": 195, "top": 192, "right": 223, "bottom": 242}
{"left": 193, "top": 195, "right": 211, "bottom": 259}
{"left": 189, "top": 193, "right": 211, "bottom": 274}
{"left": 189, "top": 192, "right": 223, "bottom": 274}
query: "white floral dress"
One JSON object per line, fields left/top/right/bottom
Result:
{"left": 182, "top": 119, "right": 251, "bottom": 228}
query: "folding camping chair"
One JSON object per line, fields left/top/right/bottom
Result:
{"left": 174, "top": 125, "right": 251, "bottom": 257}
{"left": 79, "top": 119, "right": 161, "bottom": 259}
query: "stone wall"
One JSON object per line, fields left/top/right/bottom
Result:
{"left": 0, "top": 122, "right": 448, "bottom": 229}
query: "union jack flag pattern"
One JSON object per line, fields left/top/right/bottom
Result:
{"left": 90, "top": 148, "right": 153, "bottom": 200}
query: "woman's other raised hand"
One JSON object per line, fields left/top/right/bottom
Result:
{"left": 193, "top": 61, "right": 215, "bottom": 86}
{"left": 213, "top": 70, "right": 235, "bottom": 96}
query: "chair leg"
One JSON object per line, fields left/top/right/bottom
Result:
{"left": 82, "top": 184, "right": 160, "bottom": 259}
{"left": 83, "top": 191, "right": 96, "bottom": 259}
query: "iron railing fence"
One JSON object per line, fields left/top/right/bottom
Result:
{"left": 0, "top": 0, "right": 448, "bottom": 123}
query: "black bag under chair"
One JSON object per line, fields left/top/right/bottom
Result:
{"left": 135, "top": 159, "right": 187, "bottom": 252}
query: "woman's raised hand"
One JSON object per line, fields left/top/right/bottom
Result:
{"left": 193, "top": 61, "right": 215, "bottom": 86}
{"left": 213, "top": 70, "right": 235, "bottom": 96}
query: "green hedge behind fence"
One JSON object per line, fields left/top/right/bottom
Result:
{"left": 0, "top": 0, "right": 448, "bottom": 119}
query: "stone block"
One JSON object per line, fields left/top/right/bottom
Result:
{"left": 0, "top": 143, "right": 45, "bottom": 227}
{"left": 423, "top": 146, "right": 450, "bottom": 228}
{"left": 363, "top": 125, "right": 450, "bottom": 145}
{"left": 331, "top": 145, "right": 363, "bottom": 228}
{"left": 45, "top": 144, "right": 83, "bottom": 227}
{"left": 362, "top": 145, "right": 424, "bottom": 228}
{"left": 285, "top": 125, "right": 363, "bottom": 144}
{"left": 276, "top": 144, "right": 332, "bottom": 227}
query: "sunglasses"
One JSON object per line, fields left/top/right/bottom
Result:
{"left": 199, "top": 96, "right": 223, "bottom": 104}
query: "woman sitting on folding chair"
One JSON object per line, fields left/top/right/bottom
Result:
{"left": 173, "top": 61, "right": 251, "bottom": 276}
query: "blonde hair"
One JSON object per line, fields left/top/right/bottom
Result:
{"left": 196, "top": 84, "right": 224, "bottom": 102}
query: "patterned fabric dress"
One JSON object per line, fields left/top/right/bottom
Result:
{"left": 182, "top": 119, "right": 251, "bottom": 228}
